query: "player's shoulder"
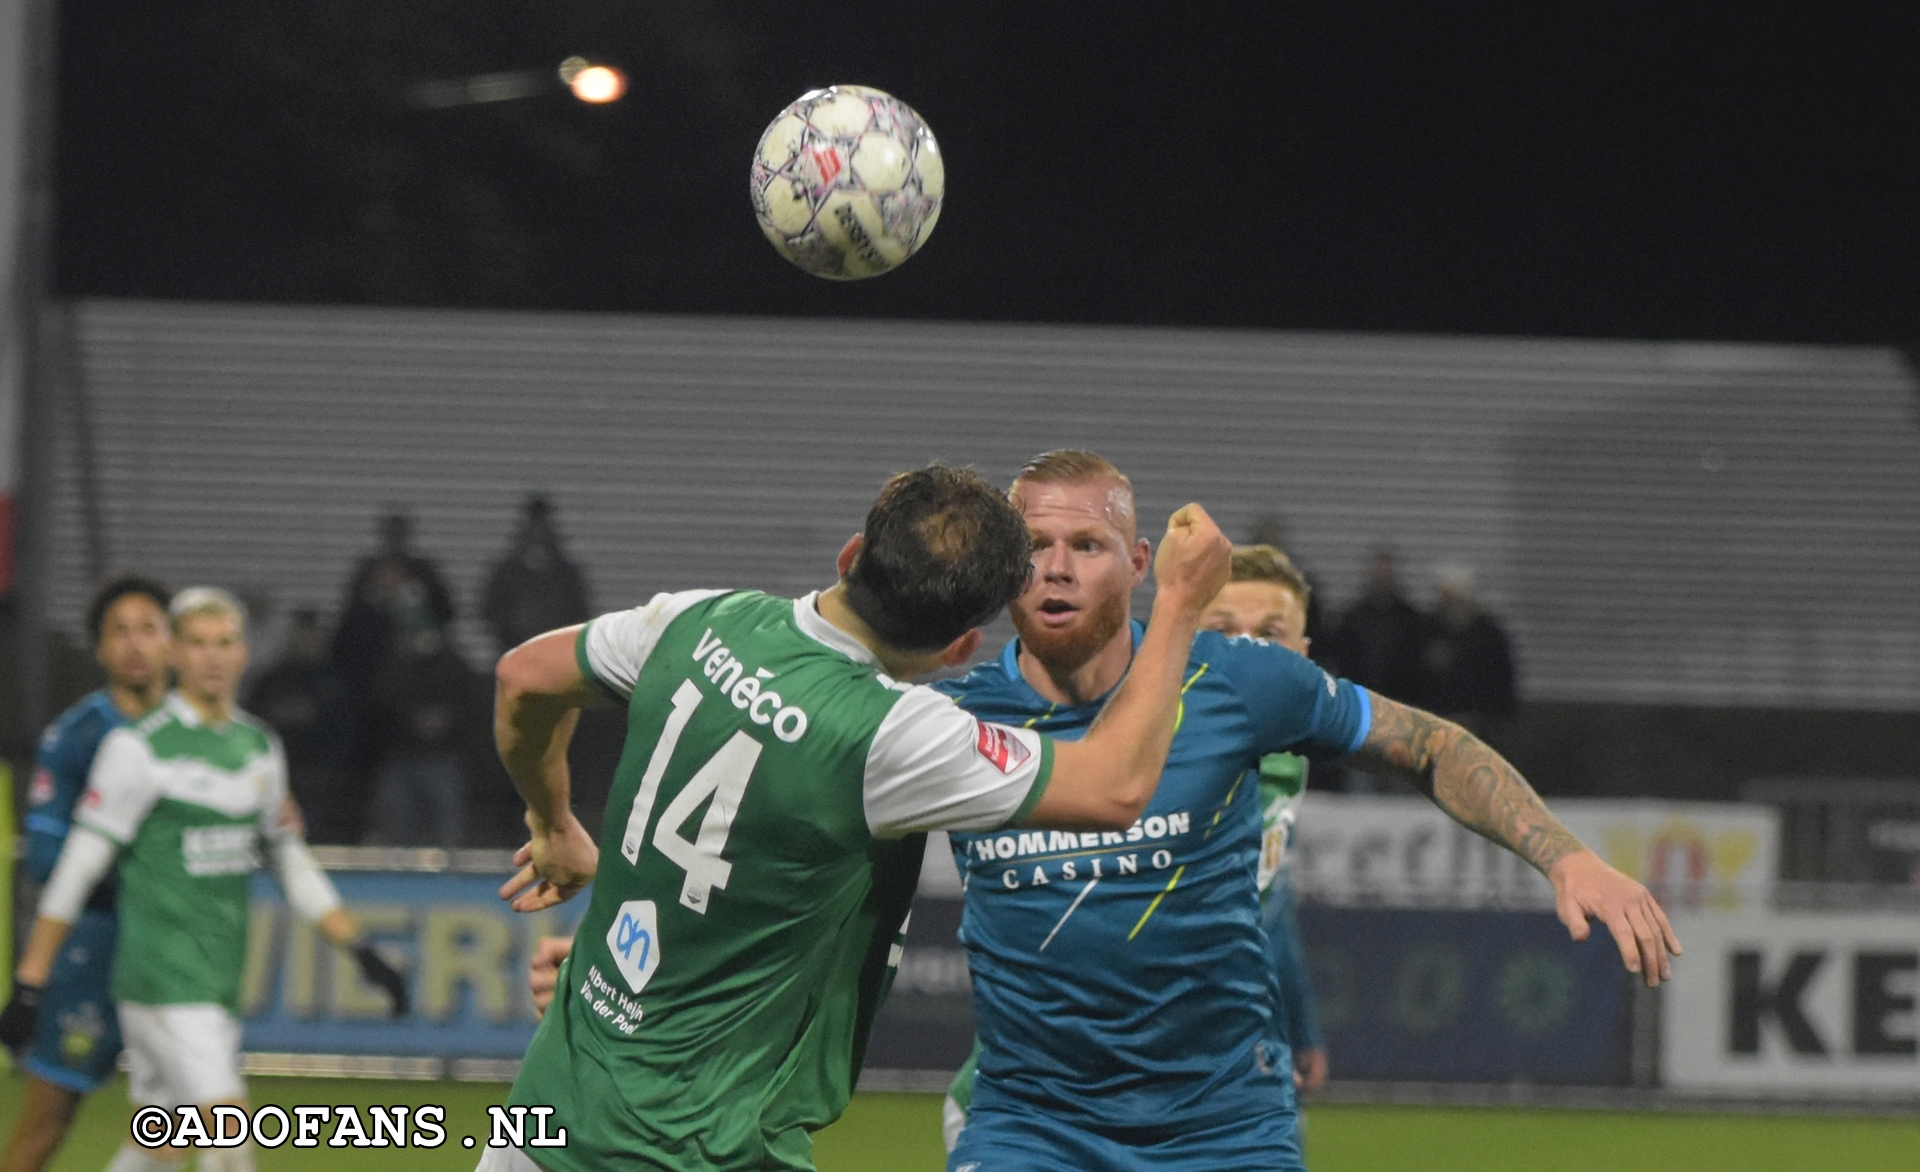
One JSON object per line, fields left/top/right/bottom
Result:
{"left": 41, "top": 691, "right": 117, "bottom": 750}
{"left": 228, "top": 706, "right": 281, "bottom": 752}
{"left": 932, "top": 653, "right": 1014, "bottom": 703}
{"left": 599, "top": 586, "right": 738, "bottom": 633}
{"left": 936, "top": 638, "right": 1049, "bottom": 711}
{"left": 1193, "top": 628, "right": 1337, "bottom": 698}
{"left": 88, "top": 713, "right": 163, "bottom": 771}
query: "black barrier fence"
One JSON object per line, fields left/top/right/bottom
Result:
{"left": 1747, "top": 778, "right": 1920, "bottom": 885}
{"left": 864, "top": 895, "right": 975, "bottom": 1082}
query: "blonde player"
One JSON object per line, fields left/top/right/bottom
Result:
{"left": 11, "top": 588, "right": 405, "bottom": 1172}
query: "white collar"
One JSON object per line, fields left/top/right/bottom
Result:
{"left": 792, "top": 592, "right": 879, "bottom": 667}
{"left": 166, "top": 690, "right": 235, "bottom": 730}
{"left": 165, "top": 691, "right": 203, "bottom": 727}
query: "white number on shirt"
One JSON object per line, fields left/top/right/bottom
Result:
{"left": 619, "top": 677, "right": 763, "bottom": 914}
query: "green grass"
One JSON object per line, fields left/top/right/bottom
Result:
{"left": 2, "top": 1074, "right": 1913, "bottom": 1171}
{"left": 1302, "top": 1103, "right": 1919, "bottom": 1172}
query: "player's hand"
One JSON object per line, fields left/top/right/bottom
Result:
{"left": 1150, "top": 503, "right": 1232, "bottom": 619}
{"left": 0, "top": 983, "right": 44, "bottom": 1056}
{"left": 529, "top": 935, "right": 575, "bottom": 1015}
{"left": 1293, "top": 1047, "right": 1328, "bottom": 1094}
{"left": 352, "top": 944, "right": 410, "bottom": 1018}
{"left": 1549, "top": 848, "right": 1682, "bottom": 987}
{"left": 501, "top": 811, "right": 599, "bottom": 912}
{"left": 277, "top": 795, "right": 307, "bottom": 838}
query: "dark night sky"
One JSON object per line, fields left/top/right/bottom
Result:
{"left": 52, "top": 3, "right": 1920, "bottom": 343}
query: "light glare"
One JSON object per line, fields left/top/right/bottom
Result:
{"left": 571, "top": 65, "right": 627, "bottom": 104}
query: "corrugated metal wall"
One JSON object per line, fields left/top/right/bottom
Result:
{"left": 50, "top": 299, "right": 1920, "bottom": 709}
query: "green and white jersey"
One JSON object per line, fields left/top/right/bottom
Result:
{"left": 73, "top": 693, "right": 290, "bottom": 1012}
{"left": 510, "top": 589, "right": 1054, "bottom": 1172}
{"left": 1255, "top": 751, "right": 1307, "bottom": 896}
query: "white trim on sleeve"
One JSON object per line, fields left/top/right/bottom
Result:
{"left": 863, "top": 687, "right": 1047, "bottom": 838}
{"left": 268, "top": 837, "right": 344, "bottom": 922}
{"left": 582, "top": 590, "right": 731, "bottom": 698}
{"left": 37, "top": 825, "right": 117, "bottom": 923}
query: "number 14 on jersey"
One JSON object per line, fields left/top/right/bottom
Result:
{"left": 620, "top": 678, "right": 764, "bottom": 914}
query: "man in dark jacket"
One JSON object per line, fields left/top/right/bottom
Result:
{"left": 481, "top": 495, "right": 591, "bottom": 656}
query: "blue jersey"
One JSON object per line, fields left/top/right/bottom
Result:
{"left": 25, "top": 691, "right": 132, "bottom": 911}
{"left": 940, "top": 625, "right": 1369, "bottom": 1133}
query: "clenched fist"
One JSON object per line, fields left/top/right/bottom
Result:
{"left": 1151, "top": 503, "right": 1233, "bottom": 620}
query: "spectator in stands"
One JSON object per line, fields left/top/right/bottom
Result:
{"left": 245, "top": 609, "right": 363, "bottom": 844}
{"left": 481, "top": 494, "right": 592, "bottom": 656}
{"left": 369, "top": 625, "right": 479, "bottom": 848}
{"left": 1422, "top": 563, "right": 1519, "bottom": 746}
{"left": 331, "top": 510, "right": 456, "bottom": 793}
{"left": 1328, "top": 545, "right": 1431, "bottom": 705}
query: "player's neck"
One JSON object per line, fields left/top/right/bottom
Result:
{"left": 179, "top": 689, "right": 235, "bottom": 727}
{"left": 813, "top": 584, "right": 944, "bottom": 680}
{"left": 1016, "top": 627, "right": 1134, "bottom": 708}
{"left": 106, "top": 678, "right": 167, "bottom": 720}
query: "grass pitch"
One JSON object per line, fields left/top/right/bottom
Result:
{"left": 2, "top": 1074, "right": 1913, "bottom": 1170}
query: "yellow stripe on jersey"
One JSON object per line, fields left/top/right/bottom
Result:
{"left": 1127, "top": 864, "right": 1186, "bottom": 941}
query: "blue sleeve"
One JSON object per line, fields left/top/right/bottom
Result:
{"left": 1208, "top": 632, "right": 1371, "bottom": 759}
{"left": 1262, "top": 879, "right": 1322, "bottom": 1052}
{"left": 22, "top": 709, "right": 107, "bottom": 883}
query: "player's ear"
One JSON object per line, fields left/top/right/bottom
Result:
{"left": 1129, "top": 538, "right": 1151, "bottom": 586}
{"left": 934, "top": 628, "right": 982, "bottom": 668}
{"left": 835, "top": 533, "right": 864, "bottom": 579}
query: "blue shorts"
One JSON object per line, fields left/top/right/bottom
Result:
{"left": 23, "top": 909, "right": 122, "bottom": 1094}
{"left": 949, "top": 1099, "right": 1304, "bottom": 1172}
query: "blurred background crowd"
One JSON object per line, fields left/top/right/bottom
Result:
{"left": 1, "top": 497, "right": 1531, "bottom": 849}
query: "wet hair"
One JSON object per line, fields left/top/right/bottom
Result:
{"left": 86, "top": 576, "right": 173, "bottom": 642}
{"left": 1008, "top": 449, "right": 1137, "bottom": 536}
{"left": 167, "top": 586, "right": 248, "bottom": 634}
{"left": 1229, "top": 544, "right": 1311, "bottom": 605}
{"left": 843, "top": 463, "right": 1034, "bottom": 652}
{"left": 1010, "top": 449, "right": 1133, "bottom": 497}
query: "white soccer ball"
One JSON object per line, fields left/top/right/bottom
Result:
{"left": 750, "top": 85, "right": 944, "bottom": 280}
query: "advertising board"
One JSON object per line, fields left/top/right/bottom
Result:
{"left": 1300, "top": 907, "right": 1633, "bottom": 1085}
{"left": 1663, "top": 911, "right": 1920, "bottom": 1099}
{"left": 241, "top": 869, "right": 582, "bottom": 1062}
{"left": 1292, "top": 795, "right": 1778, "bottom": 912}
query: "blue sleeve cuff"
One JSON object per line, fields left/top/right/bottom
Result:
{"left": 1344, "top": 684, "right": 1373, "bottom": 754}
{"left": 23, "top": 813, "right": 70, "bottom": 837}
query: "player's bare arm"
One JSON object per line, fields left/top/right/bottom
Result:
{"left": 495, "top": 624, "right": 608, "bottom": 912}
{"left": 1347, "top": 691, "right": 1682, "bottom": 986}
{"left": 1022, "top": 503, "right": 1232, "bottom": 829}
{"left": 528, "top": 935, "right": 573, "bottom": 1015}
{"left": 9, "top": 917, "right": 74, "bottom": 994}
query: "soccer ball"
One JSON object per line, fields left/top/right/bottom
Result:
{"left": 750, "top": 85, "right": 944, "bottom": 280}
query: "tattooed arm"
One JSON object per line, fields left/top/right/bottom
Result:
{"left": 1344, "top": 691, "right": 1682, "bottom": 986}
{"left": 1349, "top": 692, "right": 1581, "bottom": 874}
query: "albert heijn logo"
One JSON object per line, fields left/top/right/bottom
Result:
{"left": 607, "top": 899, "right": 662, "bottom": 995}
{"left": 974, "top": 721, "right": 1030, "bottom": 775}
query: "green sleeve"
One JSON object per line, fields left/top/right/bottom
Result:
{"left": 1007, "top": 735, "right": 1055, "bottom": 824}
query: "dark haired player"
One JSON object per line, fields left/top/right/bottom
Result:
{"left": 477, "top": 463, "right": 1232, "bottom": 1172}
{"left": 938, "top": 451, "right": 1680, "bottom": 1172}
{"left": 0, "top": 577, "right": 171, "bottom": 1172}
